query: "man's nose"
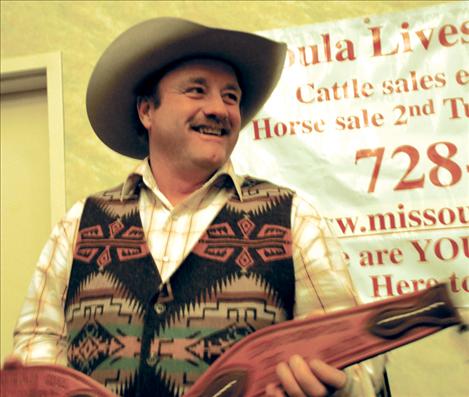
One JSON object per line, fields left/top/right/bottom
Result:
{"left": 202, "top": 94, "right": 229, "bottom": 121}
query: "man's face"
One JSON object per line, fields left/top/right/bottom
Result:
{"left": 139, "top": 58, "right": 242, "bottom": 179}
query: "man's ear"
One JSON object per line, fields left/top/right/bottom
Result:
{"left": 136, "top": 97, "right": 153, "bottom": 130}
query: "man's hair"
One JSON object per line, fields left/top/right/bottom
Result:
{"left": 135, "top": 73, "right": 162, "bottom": 140}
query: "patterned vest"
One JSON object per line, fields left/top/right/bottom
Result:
{"left": 64, "top": 177, "right": 295, "bottom": 397}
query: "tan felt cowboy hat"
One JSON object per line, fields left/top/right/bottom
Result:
{"left": 86, "top": 17, "right": 287, "bottom": 159}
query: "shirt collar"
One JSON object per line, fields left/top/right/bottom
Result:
{"left": 120, "top": 158, "right": 245, "bottom": 202}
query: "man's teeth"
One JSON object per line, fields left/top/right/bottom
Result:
{"left": 197, "top": 127, "right": 224, "bottom": 136}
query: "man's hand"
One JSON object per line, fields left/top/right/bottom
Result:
{"left": 265, "top": 355, "right": 347, "bottom": 397}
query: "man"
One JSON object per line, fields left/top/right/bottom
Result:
{"left": 8, "top": 18, "right": 385, "bottom": 396}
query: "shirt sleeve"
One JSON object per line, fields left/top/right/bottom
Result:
{"left": 291, "top": 193, "right": 359, "bottom": 318}
{"left": 291, "top": 193, "right": 386, "bottom": 396}
{"left": 12, "top": 200, "right": 84, "bottom": 365}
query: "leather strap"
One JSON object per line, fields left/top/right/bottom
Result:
{"left": 0, "top": 365, "right": 116, "bottom": 397}
{"left": 184, "top": 283, "right": 463, "bottom": 397}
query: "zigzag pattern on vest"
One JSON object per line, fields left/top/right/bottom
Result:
{"left": 65, "top": 178, "right": 295, "bottom": 397}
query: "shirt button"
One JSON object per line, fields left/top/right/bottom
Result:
{"left": 162, "top": 256, "right": 169, "bottom": 263}
{"left": 146, "top": 353, "right": 158, "bottom": 366}
{"left": 154, "top": 303, "right": 166, "bottom": 314}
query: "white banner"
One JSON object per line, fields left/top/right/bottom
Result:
{"left": 232, "top": 2, "right": 468, "bottom": 307}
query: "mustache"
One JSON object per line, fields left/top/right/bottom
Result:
{"left": 189, "top": 115, "right": 231, "bottom": 133}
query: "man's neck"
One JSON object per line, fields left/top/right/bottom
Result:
{"left": 148, "top": 159, "right": 216, "bottom": 206}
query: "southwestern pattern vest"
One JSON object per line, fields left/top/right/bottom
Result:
{"left": 64, "top": 177, "right": 295, "bottom": 397}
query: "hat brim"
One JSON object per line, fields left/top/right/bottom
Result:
{"left": 86, "top": 18, "right": 287, "bottom": 159}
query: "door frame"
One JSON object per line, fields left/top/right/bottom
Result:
{"left": 1, "top": 51, "right": 66, "bottom": 226}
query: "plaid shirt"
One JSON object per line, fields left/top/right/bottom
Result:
{"left": 13, "top": 159, "right": 384, "bottom": 396}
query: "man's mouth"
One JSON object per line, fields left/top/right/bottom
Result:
{"left": 192, "top": 125, "right": 228, "bottom": 137}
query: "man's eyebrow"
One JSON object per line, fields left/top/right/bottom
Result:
{"left": 185, "top": 77, "right": 208, "bottom": 86}
{"left": 224, "top": 83, "right": 242, "bottom": 94}
{"left": 183, "top": 77, "right": 242, "bottom": 93}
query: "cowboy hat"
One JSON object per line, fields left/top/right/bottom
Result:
{"left": 86, "top": 17, "right": 287, "bottom": 159}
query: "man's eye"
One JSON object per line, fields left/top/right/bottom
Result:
{"left": 224, "top": 93, "right": 240, "bottom": 104}
{"left": 186, "top": 86, "right": 205, "bottom": 95}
